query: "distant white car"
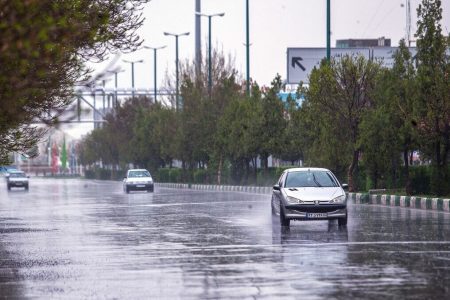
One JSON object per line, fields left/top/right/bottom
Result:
{"left": 272, "top": 168, "right": 348, "bottom": 227}
{"left": 6, "top": 170, "right": 29, "bottom": 191}
{"left": 123, "top": 169, "right": 154, "bottom": 193}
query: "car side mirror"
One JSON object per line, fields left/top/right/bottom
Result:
{"left": 341, "top": 183, "right": 349, "bottom": 190}
{"left": 273, "top": 184, "right": 280, "bottom": 191}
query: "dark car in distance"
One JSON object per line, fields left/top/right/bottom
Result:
{"left": 6, "top": 170, "right": 29, "bottom": 191}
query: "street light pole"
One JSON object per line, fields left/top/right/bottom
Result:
{"left": 144, "top": 45, "right": 166, "bottom": 103}
{"left": 246, "top": 0, "right": 250, "bottom": 95}
{"left": 326, "top": 0, "right": 331, "bottom": 62}
{"left": 123, "top": 59, "right": 144, "bottom": 99}
{"left": 107, "top": 69, "right": 124, "bottom": 108}
{"left": 164, "top": 31, "right": 190, "bottom": 110}
{"left": 196, "top": 12, "right": 225, "bottom": 94}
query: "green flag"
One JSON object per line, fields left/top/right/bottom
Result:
{"left": 61, "top": 136, "right": 67, "bottom": 171}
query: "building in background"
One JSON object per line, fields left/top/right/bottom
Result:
{"left": 336, "top": 37, "right": 391, "bottom": 48}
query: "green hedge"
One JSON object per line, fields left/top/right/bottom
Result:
{"left": 83, "top": 165, "right": 448, "bottom": 196}
{"left": 84, "top": 168, "right": 126, "bottom": 181}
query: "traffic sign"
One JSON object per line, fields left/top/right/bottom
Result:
{"left": 287, "top": 47, "right": 417, "bottom": 84}
{"left": 287, "top": 48, "right": 370, "bottom": 84}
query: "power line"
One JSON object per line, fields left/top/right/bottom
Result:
{"left": 360, "top": 0, "right": 388, "bottom": 38}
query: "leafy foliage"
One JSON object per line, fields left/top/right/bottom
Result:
{"left": 0, "top": 0, "right": 148, "bottom": 164}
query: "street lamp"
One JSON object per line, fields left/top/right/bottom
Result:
{"left": 144, "top": 45, "right": 166, "bottom": 103}
{"left": 326, "top": 0, "right": 331, "bottom": 61}
{"left": 123, "top": 59, "right": 144, "bottom": 98}
{"left": 246, "top": 0, "right": 250, "bottom": 95}
{"left": 196, "top": 12, "right": 225, "bottom": 94}
{"left": 164, "top": 31, "right": 190, "bottom": 110}
{"left": 107, "top": 69, "right": 124, "bottom": 107}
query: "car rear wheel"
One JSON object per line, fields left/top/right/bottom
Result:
{"left": 280, "top": 206, "right": 290, "bottom": 227}
{"left": 25, "top": 184, "right": 29, "bottom": 191}
{"left": 125, "top": 187, "right": 130, "bottom": 194}
{"left": 7, "top": 184, "right": 11, "bottom": 191}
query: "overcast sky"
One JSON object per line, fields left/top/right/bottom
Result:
{"left": 65, "top": 0, "right": 449, "bottom": 138}
{"left": 90, "top": 0, "right": 449, "bottom": 89}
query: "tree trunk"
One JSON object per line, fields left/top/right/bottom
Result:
{"left": 253, "top": 157, "right": 258, "bottom": 183}
{"left": 261, "top": 155, "right": 268, "bottom": 170}
{"left": 217, "top": 155, "right": 223, "bottom": 185}
{"left": 347, "top": 150, "right": 359, "bottom": 192}
{"left": 404, "top": 149, "right": 412, "bottom": 195}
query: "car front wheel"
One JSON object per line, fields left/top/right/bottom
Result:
{"left": 279, "top": 205, "right": 290, "bottom": 227}
{"left": 338, "top": 213, "right": 348, "bottom": 226}
{"left": 271, "top": 196, "right": 277, "bottom": 215}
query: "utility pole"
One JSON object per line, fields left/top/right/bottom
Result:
{"left": 246, "top": 0, "right": 250, "bottom": 95}
{"left": 164, "top": 31, "right": 190, "bottom": 110}
{"left": 195, "top": 0, "right": 202, "bottom": 73}
{"left": 107, "top": 69, "right": 124, "bottom": 108}
{"left": 326, "top": 0, "right": 331, "bottom": 62}
{"left": 197, "top": 12, "right": 225, "bottom": 94}
{"left": 123, "top": 59, "right": 144, "bottom": 99}
{"left": 405, "top": 0, "right": 411, "bottom": 47}
{"left": 144, "top": 45, "right": 166, "bottom": 103}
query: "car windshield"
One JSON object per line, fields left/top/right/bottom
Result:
{"left": 128, "top": 170, "right": 151, "bottom": 178}
{"left": 9, "top": 172, "right": 26, "bottom": 178}
{"left": 284, "top": 171, "right": 338, "bottom": 188}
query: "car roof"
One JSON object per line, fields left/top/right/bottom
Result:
{"left": 8, "top": 170, "right": 25, "bottom": 173}
{"left": 284, "top": 167, "right": 331, "bottom": 173}
{"left": 127, "top": 169, "right": 149, "bottom": 172}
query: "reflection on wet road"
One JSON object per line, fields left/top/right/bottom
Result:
{"left": 1, "top": 178, "right": 449, "bottom": 299}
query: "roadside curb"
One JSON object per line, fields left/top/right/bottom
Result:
{"left": 156, "top": 182, "right": 271, "bottom": 195}
{"left": 347, "top": 192, "right": 450, "bottom": 212}
{"left": 156, "top": 183, "right": 450, "bottom": 213}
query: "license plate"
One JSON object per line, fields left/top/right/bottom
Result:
{"left": 136, "top": 185, "right": 145, "bottom": 188}
{"left": 307, "top": 213, "right": 327, "bottom": 218}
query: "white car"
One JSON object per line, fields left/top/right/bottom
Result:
{"left": 271, "top": 168, "right": 348, "bottom": 227}
{"left": 123, "top": 169, "right": 154, "bottom": 193}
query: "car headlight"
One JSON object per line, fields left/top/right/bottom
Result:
{"left": 330, "top": 195, "right": 346, "bottom": 203}
{"left": 287, "top": 196, "right": 304, "bottom": 204}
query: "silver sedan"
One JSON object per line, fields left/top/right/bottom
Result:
{"left": 271, "top": 167, "right": 348, "bottom": 227}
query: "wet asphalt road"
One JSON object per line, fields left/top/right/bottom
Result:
{"left": 0, "top": 178, "right": 449, "bottom": 299}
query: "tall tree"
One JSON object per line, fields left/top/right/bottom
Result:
{"left": 386, "top": 40, "right": 417, "bottom": 193}
{"left": 303, "top": 56, "right": 381, "bottom": 191}
{"left": 0, "top": 0, "right": 148, "bottom": 164}
{"left": 278, "top": 94, "right": 304, "bottom": 165}
{"left": 414, "top": 0, "right": 450, "bottom": 195}
{"left": 256, "top": 74, "right": 286, "bottom": 170}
